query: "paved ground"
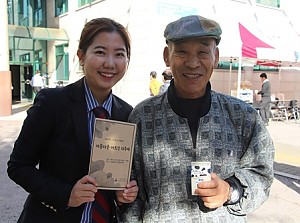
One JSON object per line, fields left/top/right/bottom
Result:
{"left": 0, "top": 103, "right": 299, "bottom": 222}
{"left": 248, "top": 120, "right": 300, "bottom": 223}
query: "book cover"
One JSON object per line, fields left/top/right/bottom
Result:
{"left": 89, "top": 118, "right": 136, "bottom": 190}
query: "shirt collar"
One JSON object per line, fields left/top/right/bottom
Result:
{"left": 263, "top": 79, "right": 269, "bottom": 84}
{"left": 83, "top": 77, "right": 112, "bottom": 116}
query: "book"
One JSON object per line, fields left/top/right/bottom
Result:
{"left": 88, "top": 118, "right": 136, "bottom": 190}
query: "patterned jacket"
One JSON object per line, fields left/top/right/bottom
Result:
{"left": 122, "top": 91, "right": 274, "bottom": 223}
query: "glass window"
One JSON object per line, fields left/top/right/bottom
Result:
{"left": 55, "top": 0, "right": 68, "bottom": 16}
{"left": 78, "top": 0, "right": 95, "bottom": 7}
{"left": 18, "top": 0, "right": 30, "bottom": 26}
{"left": 256, "top": 0, "right": 280, "bottom": 8}
{"left": 34, "top": 50, "right": 43, "bottom": 71}
{"left": 20, "top": 53, "right": 31, "bottom": 62}
{"left": 9, "top": 50, "right": 13, "bottom": 61}
{"left": 33, "top": 0, "right": 46, "bottom": 27}
{"left": 56, "top": 44, "right": 69, "bottom": 81}
{"left": 7, "top": 0, "right": 14, "bottom": 24}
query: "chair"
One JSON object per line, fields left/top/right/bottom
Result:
{"left": 271, "top": 98, "right": 288, "bottom": 121}
{"left": 287, "top": 100, "right": 299, "bottom": 122}
{"left": 251, "top": 100, "right": 260, "bottom": 114}
{"left": 277, "top": 93, "right": 285, "bottom": 101}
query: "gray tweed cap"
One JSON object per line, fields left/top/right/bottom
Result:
{"left": 164, "top": 15, "right": 222, "bottom": 45}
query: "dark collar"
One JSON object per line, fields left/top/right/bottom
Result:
{"left": 167, "top": 79, "right": 211, "bottom": 119}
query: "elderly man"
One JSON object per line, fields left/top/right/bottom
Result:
{"left": 122, "top": 15, "right": 274, "bottom": 223}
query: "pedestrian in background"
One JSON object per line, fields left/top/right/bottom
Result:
{"left": 158, "top": 69, "right": 173, "bottom": 95}
{"left": 257, "top": 72, "right": 272, "bottom": 126}
{"left": 30, "top": 70, "right": 44, "bottom": 94}
{"left": 122, "top": 15, "right": 274, "bottom": 222}
{"left": 149, "top": 71, "right": 162, "bottom": 96}
{"left": 7, "top": 17, "right": 138, "bottom": 223}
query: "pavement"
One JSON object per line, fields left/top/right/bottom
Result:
{"left": 0, "top": 102, "right": 300, "bottom": 223}
{"left": 247, "top": 120, "right": 300, "bottom": 223}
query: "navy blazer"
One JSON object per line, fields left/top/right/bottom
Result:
{"left": 7, "top": 77, "right": 133, "bottom": 223}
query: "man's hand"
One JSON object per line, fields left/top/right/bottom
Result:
{"left": 68, "top": 175, "right": 98, "bottom": 207}
{"left": 194, "top": 173, "right": 230, "bottom": 209}
{"left": 116, "top": 180, "right": 139, "bottom": 205}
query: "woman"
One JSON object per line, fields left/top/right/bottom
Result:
{"left": 7, "top": 18, "right": 138, "bottom": 223}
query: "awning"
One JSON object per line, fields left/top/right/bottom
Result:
{"left": 8, "top": 25, "right": 69, "bottom": 41}
{"left": 256, "top": 60, "right": 280, "bottom": 67}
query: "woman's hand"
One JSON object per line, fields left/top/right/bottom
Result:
{"left": 68, "top": 175, "right": 98, "bottom": 207}
{"left": 116, "top": 180, "right": 139, "bottom": 204}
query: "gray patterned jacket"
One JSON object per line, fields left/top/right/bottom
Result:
{"left": 122, "top": 91, "right": 274, "bottom": 223}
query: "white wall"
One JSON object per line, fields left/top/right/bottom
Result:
{"left": 53, "top": 0, "right": 300, "bottom": 106}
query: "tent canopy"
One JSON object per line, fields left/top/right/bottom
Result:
{"left": 239, "top": 23, "right": 274, "bottom": 59}
{"left": 8, "top": 25, "right": 69, "bottom": 41}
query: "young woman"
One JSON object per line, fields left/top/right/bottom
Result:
{"left": 7, "top": 18, "right": 138, "bottom": 223}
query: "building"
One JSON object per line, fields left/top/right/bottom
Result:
{"left": 1, "top": 0, "right": 300, "bottom": 116}
{"left": 7, "top": 0, "right": 69, "bottom": 102}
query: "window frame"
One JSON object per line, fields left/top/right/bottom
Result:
{"left": 55, "top": 44, "right": 69, "bottom": 81}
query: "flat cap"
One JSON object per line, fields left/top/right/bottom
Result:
{"left": 164, "top": 15, "right": 222, "bottom": 45}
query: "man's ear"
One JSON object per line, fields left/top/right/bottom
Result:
{"left": 214, "top": 47, "right": 220, "bottom": 68}
{"left": 163, "top": 47, "right": 170, "bottom": 67}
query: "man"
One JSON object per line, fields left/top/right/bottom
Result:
{"left": 30, "top": 70, "right": 44, "bottom": 94}
{"left": 158, "top": 69, "right": 173, "bottom": 95}
{"left": 149, "top": 71, "right": 162, "bottom": 96}
{"left": 257, "top": 73, "right": 272, "bottom": 125}
{"left": 122, "top": 15, "right": 274, "bottom": 222}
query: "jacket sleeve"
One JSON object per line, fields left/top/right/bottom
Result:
{"left": 120, "top": 115, "right": 145, "bottom": 222}
{"left": 225, "top": 114, "right": 274, "bottom": 215}
{"left": 257, "top": 82, "right": 269, "bottom": 96}
{"left": 7, "top": 90, "right": 73, "bottom": 213}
